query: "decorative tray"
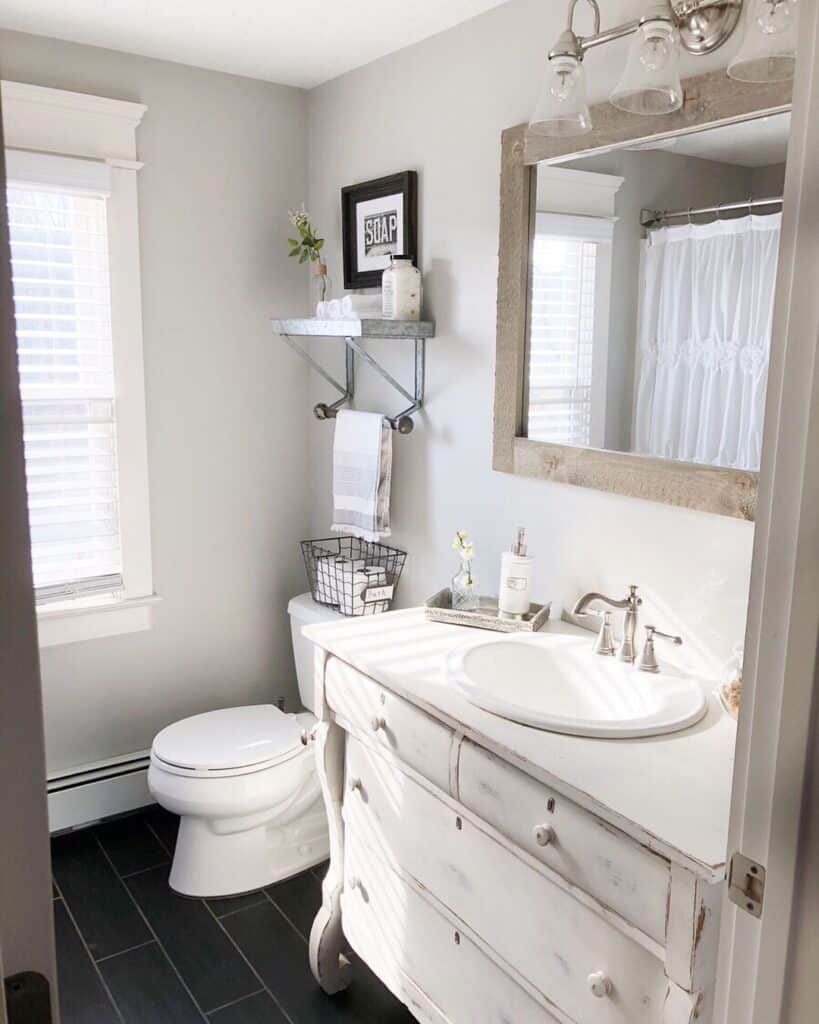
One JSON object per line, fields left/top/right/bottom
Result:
{"left": 424, "top": 588, "right": 551, "bottom": 633}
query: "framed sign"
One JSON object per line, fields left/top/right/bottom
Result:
{"left": 341, "top": 171, "right": 417, "bottom": 289}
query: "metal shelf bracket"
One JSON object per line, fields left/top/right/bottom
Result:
{"left": 281, "top": 333, "right": 355, "bottom": 420}
{"left": 276, "top": 319, "right": 432, "bottom": 434}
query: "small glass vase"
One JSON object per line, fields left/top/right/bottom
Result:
{"left": 311, "top": 261, "right": 332, "bottom": 310}
{"left": 451, "top": 559, "right": 478, "bottom": 612}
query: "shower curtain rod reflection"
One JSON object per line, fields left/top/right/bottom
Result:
{"left": 640, "top": 195, "right": 783, "bottom": 229}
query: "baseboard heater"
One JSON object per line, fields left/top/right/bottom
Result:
{"left": 47, "top": 750, "right": 153, "bottom": 833}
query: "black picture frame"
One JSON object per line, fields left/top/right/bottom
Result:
{"left": 341, "top": 171, "right": 418, "bottom": 290}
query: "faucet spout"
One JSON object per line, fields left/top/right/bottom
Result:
{"left": 572, "top": 591, "right": 629, "bottom": 615}
{"left": 572, "top": 586, "right": 642, "bottom": 663}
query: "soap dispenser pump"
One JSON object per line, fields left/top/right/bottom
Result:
{"left": 498, "top": 527, "right": 534, "bottom": 618}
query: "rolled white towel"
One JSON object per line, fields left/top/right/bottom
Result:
{"left": 315, "top": 300, "right": 329, "bottom": 318}
{"left": 341, "top": 293, "right": 382, "bottom": 319}
{"left": 327, "top": 298, "right": 343, "bottom": 318}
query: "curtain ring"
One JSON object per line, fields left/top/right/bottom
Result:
{"left": 716, "top": 201, "right": 723, "bottom": 220}
{"left": 687, "top": 206, "right": 693, "bottom": 225}
{"left": 748, "top": 194, "right": 754, "bottom": 215}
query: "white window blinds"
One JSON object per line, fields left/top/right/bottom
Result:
{"left": 526, "top": 213, "right": 613, "bottom": 448}
{"left": 7, "top": 170, "right": 124, "bottom": 602}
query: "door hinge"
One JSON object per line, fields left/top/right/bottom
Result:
{"left": 4, "top": 972, "right": 52, "bottom": 1023}
{"left": 728, "top": 852, "right": 766, "bottom": 918}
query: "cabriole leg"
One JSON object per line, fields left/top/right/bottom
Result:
{"left": 309, "top": 718, "right": 351, "bottom": 994}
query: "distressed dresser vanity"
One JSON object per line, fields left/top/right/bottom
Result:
{"left": 303, "top": 610, "right": 736, "bottom": 1024}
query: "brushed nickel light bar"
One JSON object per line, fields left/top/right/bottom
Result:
{"left": 530, "top": 0, "right": 797, "bottom": 137}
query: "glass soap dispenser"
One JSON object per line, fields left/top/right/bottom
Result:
{"left": 382, "top": 255, "right": 422, "bottom": 321}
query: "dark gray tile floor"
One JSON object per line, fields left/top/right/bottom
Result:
{"left": 51, "top": 807, "right": 414, "bottom": 1023}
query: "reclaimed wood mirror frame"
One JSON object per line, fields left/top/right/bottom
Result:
{"left": 493, "top": 69, "right": 793, "bottom": 521}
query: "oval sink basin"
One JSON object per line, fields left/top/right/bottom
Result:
{"left": 446, "top": 633, "right": 708, "bottom": 738}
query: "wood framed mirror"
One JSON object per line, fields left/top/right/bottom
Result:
{"left": 493, "top": 69, "right": 792, "bottom": 520}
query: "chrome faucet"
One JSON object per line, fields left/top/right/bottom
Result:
{"left": 573, "top": 585, "right": 642, "bottom": 663}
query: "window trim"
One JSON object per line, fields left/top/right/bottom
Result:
{"left": 2, "top": 80, "right": 156, "bottom": 646}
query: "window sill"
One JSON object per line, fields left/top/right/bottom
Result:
{"left": 36, "top": 593, "right": 161, "bottom": 648}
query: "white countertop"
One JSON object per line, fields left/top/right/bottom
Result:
{"left": 305, "top": 608, "right": 737, "bottom": 881}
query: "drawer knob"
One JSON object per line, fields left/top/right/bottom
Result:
{"left": 371, "top": 715, "right": 387, "bottom": 732}
{"left": 533, "top": 824, "right": 556, "bottom": 847}
{"left": 587, "top": 972, "right": 612, "bottom": 998}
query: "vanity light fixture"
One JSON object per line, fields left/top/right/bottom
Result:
{"left": 530, "top": 7, "right": 595, "bottom": 136}
{"left": 529, "top": 0, "right": 785, "bottom": 138}
{"left": 727, "top": 0, "right": 799, "bottom": 82}
{"left": 610, "top": 2, "right": 683, "bottom": 114}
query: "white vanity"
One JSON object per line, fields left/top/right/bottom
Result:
{"left": 303, "top": 610, "right": 736, "bottom": 1024}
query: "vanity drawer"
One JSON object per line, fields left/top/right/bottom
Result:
{"left": 458, "top": 741, "right": 670, "bottom": 944}
{"left": 345, "top": 737, "right": 669, "bottom": 1024}
{"left": 343, "top": 829, "right": 559, "bottom": 1024}
{"left": 325, "top": 656, "right": 453, "bottom": 793}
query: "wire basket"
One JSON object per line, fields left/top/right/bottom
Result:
{"left": 301, "top": 536, "right": 407, "bottom": 617}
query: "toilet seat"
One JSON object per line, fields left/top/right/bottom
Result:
{"left": 151, "top": 705, "right": 305, "bottom": 779}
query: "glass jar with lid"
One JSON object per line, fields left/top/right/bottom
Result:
{"left": 382, "top": 255, "right": 422, "bottom": 321}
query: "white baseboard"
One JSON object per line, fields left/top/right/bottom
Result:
{"left": 48, "top": 751, "right": 152, "bottom": 833}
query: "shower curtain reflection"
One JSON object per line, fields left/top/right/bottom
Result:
{"left": 634, "top": 212, "right": 781, "bottom": 471}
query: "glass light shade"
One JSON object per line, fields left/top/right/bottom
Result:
{"left": 728, "top": 0, "right": 798, "bottom": 83}
{"left": 610, "top": 20, "right": 683, "bottom": 115}
{"left": 529, "top": 55, "right": 592, "bottom": 137}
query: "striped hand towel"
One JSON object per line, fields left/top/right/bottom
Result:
{"left": 331, "top": 410, "right": 392, "bottom": 542}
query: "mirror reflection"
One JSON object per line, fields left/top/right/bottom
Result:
{"left": 525, "top": 112, "right": 789, "bottom": 471}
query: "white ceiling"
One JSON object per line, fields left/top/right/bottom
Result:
{"left": 632, "top": 113, "right": 791, "bottom": 168}
{"left": 670, "top": 112, "right": 790, "bottom": 167}
{"left": 0, "top": 0, "right": 509, "bottom": 88}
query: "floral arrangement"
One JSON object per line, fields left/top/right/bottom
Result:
{"left": 287, "top": 207, "right": 325, "bottom": 265}
{"left": 451, "top": 531, "right": 477, "bottom": 610}
{"left": 452, "top": 531, "right": 475, "bottom": 565}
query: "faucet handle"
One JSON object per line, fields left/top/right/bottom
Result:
{"left": 637, "top": 625, "right": 683, "bottom": 673}
{"left": 592, "top": 610, "right": 616, "bottom": 656}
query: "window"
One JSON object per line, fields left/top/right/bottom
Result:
{"left": 525, "top": 212, "right": 614, "bottom": 449}
{"left": 2, "top": 81, "right": 153, "bottom": 646}
{"left": 8, "top": 179, "right": 123, "bottom": 601}
{"left": 527, "top": 231, "right": 598, "bottom": 446}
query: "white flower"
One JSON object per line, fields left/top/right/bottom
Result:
{"left": 452, "top": 531, "right": 475, "bottom": 562}
{"left": 288, "top": 206, "right": 311, "bottom": 231}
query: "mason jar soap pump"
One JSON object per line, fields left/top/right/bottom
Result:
{"left": 498, "top": 527, "right": 533, "bottom": 618}
{"left": 382, "top": 254, "right": 422, "bottom": 321}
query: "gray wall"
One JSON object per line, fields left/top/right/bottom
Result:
{"left": 752, "top": 161, "right": 788, "bottom": 195}
{"left": 0, "top": 0, "right": 776, "bottom": 773}
{"left": 306, "top": 0, "right": 756, "bottom": 681}
{"left": 0, "top": 30, "right": 312, "bottom": 772}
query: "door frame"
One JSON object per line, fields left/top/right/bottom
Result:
{"left": 714, "top": 0, "right": 819, "bottom": 1019}
{"left": 0, "top": 90, "right": 58, "bottom": 1021}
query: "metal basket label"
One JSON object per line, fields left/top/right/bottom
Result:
{"left": 363, "top": 584, "right": 395, "bottom": 604}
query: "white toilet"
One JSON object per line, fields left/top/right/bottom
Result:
{"left": 147, "top": 593, "right": 341, "bottom": 898}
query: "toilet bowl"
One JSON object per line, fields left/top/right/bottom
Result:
{"left": 147, "top": 593, "right": 342, "bottom": 897}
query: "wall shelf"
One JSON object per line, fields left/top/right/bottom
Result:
{"left": 271, "top": 317, "right": 435, "bottom": 339}
{"left": 272, "top": 317, "right": 435, "bottom": 434}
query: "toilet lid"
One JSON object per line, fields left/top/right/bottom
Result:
{"left": 152, "top": 705, "right": 303, "bottom": 773}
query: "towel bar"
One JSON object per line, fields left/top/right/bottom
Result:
{"left": 273, "top": 318, "right": 434, "bottom": 434}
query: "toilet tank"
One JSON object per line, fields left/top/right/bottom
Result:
{"left": 288, "top": 593, "right": 343, "bottom": 714}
